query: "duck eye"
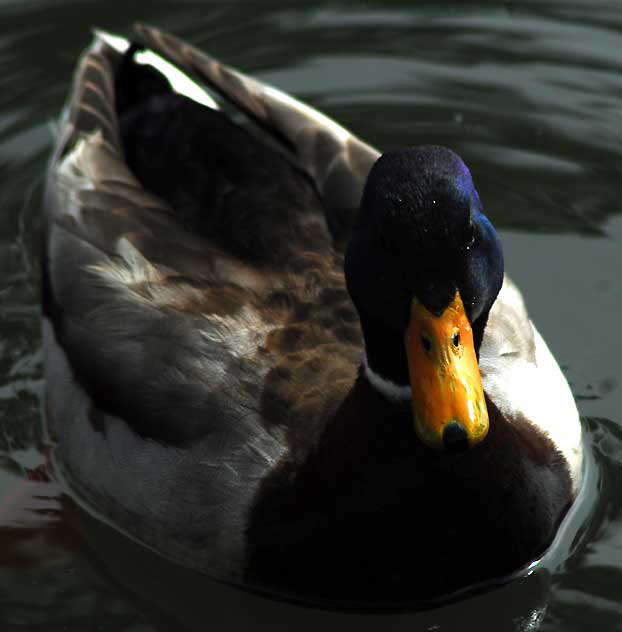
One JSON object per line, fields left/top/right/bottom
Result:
{"left": 421, "top": 334, "right": 432, "bottom": 353}
{"left": 452, "top": 331, "right": 460, "bottom": 348}
{"left": 465, "top": 222, "right": 475, "bottom": 249}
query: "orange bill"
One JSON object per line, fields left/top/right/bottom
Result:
{"left": 404, "top": 291, "right": 488, "bottom": 450}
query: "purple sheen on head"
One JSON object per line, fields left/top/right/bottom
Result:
{"left": 360, "top": 145, "right": 480, "bottom": 267}
{"left": 456, "top": 159, "right": 475, "bottom": 201}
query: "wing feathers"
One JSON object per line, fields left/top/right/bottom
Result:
{"left": 133, "top": 23, "right": 380, "bottom": 231}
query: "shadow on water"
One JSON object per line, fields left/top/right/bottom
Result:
{"left": 1, "top": 1, "right": 621, "bottom": 630}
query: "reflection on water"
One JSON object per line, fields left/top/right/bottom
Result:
{"left": 1, "top": 1, "right": 621, "bottom": 630}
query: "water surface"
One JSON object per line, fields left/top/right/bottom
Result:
{"left": 1, "top": 1, "right": 621, "bottom": 630}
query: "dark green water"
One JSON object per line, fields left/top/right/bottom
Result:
{"left": 1, "top": 1, "right": 621, "bottom": 630}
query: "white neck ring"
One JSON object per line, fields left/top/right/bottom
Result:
{"left": 363, "top": 355, "right": 411, "bottom": 402}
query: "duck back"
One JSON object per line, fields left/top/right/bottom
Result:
{"left": 116, "top": 48, "right": 331, "bottom": 264}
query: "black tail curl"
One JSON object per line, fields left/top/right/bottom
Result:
{"left": 115, "top": 42, "right": 172, "bottom": 117}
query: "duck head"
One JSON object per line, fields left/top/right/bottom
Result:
{"left": 345, "top": 146, "right": 503, "bottom": 452}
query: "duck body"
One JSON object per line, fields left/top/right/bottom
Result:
{"left": 42, "top": 26, "right": 582, "bottom": 608}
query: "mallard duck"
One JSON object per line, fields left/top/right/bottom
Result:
{"left": 42, "top": 24, "right": 583, "bottom": 608}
